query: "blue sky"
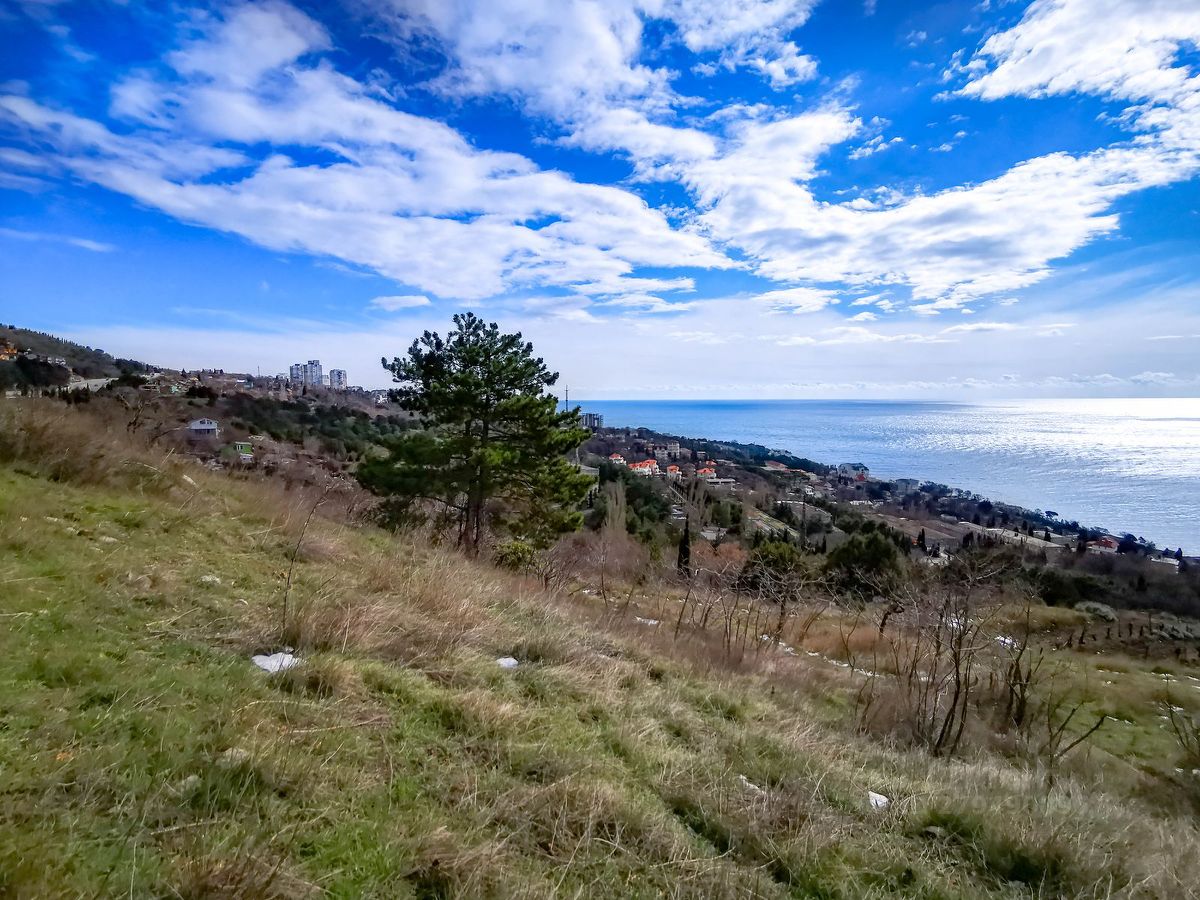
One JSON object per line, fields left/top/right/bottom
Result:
{"left": 1, "top": 0, "right": 1199, "bottom": 397}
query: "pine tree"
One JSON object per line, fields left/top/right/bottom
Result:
{"left": 677, "top": 515, "right": 691, "bottom": 577}
{"left": 357, "top": 313, "right": 590, "bottom": 554}
{"left": 917, "top": 528, "right": 927, "bottom": 551}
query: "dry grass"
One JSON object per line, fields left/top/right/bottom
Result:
{"left": 4, "top": 400, "right": 1200, "bottom": 898}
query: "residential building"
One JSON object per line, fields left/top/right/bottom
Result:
{"left": 894, "top": 478, "right": 920, "bottom": 494}
{"left": 580, "top": 412, "right": 603, "bottom": 430}
{"left": 187, "top": 418, "right": 220, "bottom": 438}
{"left": 629, "top": 459, "right": 659, "bottom": 476}
{"left": 696, "top": 466, "right": 717, "bottom": 479}
{"left": 329, "top": 369, "right": 348, "bottom": 391}
{"left": 666, "top": 464, "right": 681, "bottom": 480}
{"left": 288, "top": 360, "right": 324, "bottom": 387}
{"left": 838, "top": 462, "right": 870, "bottom": 482}
{"left": 608, "top": 453, "right": 626, "bottom": 466}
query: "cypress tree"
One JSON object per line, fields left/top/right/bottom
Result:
{"left": 677, "top": 516, "right": 691, "bottom": 577}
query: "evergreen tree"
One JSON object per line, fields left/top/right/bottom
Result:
{"left": 677, "top": 515, "right": 691, "bottom": 577}
{"left": 917, "top": 528, "right": 927, "bottom": 551}
{"left": 357, "top": 313, "right": 590, "bottom": 554}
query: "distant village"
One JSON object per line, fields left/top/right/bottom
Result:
{"left": 1, "top": 335, "right": 395, "bottom": 407}
{"left": 576, "top": 412, "right": 1193, "bottom": 571}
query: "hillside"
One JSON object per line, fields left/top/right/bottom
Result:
{"left": 0, "top": 324, "right": 153, "bottom": 388}
{"left": 2, "top": 401, "right": 1199, "bottom": 898}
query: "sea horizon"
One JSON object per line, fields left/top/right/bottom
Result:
{"left": 575, "top": 397, "right": 1200, "bottom": 553}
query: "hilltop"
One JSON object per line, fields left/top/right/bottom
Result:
{"left": 3, "top": 399, "right": 1200, "bottom": 898}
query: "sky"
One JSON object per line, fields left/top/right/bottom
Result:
{"left": 1, "top": 0, "right": 1199, "bottom": 398}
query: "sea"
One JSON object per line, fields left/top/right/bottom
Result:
{"left": 577, "top": 398, "right": 1200, "bottom": 553}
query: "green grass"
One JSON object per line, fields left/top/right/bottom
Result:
{"left": 2, "top": 412, "right": 1200, "bottom": 897}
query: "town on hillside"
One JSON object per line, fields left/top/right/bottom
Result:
{"left": 576, "top": 413, "right": 1193, "bottom": 576}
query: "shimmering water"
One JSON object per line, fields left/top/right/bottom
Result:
{"left": 578, "top": 399, "right": 1200, "bottom": 552}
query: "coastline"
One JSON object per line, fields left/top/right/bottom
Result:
{"left": 578, "top": 398, "right": 1200, "bottom": 554}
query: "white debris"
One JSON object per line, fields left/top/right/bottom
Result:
{"left": 868, "top": 790, "right": 891, "bottom": 810}
{"left": 995, "top": 635, "right": 1018, "bottom": 649}
{"left": 182, "top": 474, "right": 197, "bottom": 487}
{"left": 738, "top": 774, "right": 765, "bottom": 795}
{"left": 251, "top": 652, "right": 301, "bottom": 673}
{"left": 199, "top": 575, "right": 222, "bottom": 586}
{"left": 496, "top": 656, "right": 520, "bottom": 669}
{"left": 634, "top": 616, "right": 660, "bottom": 626}
{"left": 97, "top": 535, "right": 119, "bottom": 544}
{"left": 217, "top": 747, "right": 251, "bottom": 769}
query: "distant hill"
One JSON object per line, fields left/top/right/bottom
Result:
{"left": 0, "top": 324, "right": 153, "bottom": 389}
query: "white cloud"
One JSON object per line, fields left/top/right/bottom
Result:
{"left": 666, "top": 329, "right": 728, "bottom": 344}
{"left": 371, "top": 294, "right": 431, "bottom": 310}
{"left": 849, "top": 134, "right": 904, "bottom": 159}
{"left": 0, "top": 226, "right": 115, "bottom": 252}
{"left": 753, "top": 285, "right": 841, "bottom": 314}
{"left": 1, "top": 3, "right": 727, "bottom": 305}
{"left": 940, "top": 321, "right": 1022, "bottom": 334}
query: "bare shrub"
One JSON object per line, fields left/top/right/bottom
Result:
{"left": 856, "top": 557, "right": 1010, "bottom": 755}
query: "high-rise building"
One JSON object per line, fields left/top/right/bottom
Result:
{"left": 581, "top": 412, "right": 604, "bottom": 430}
{"left": 305, "top": 359, "right": 322, "bottom": 387}
{"left": 288, "top": 360, "right": 324, "bottom": 387}
{"left": 329, "top": 369, "right": 347, "bottom": 390}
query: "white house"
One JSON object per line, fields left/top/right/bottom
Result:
{"left": 188, "top": 418, "right": 221, "bottom": 438}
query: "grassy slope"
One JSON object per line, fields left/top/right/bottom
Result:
{"left": 1, "top": 410, "right": 1198, "bottom": 898}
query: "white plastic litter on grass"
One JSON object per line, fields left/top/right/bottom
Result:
{"left": 634, "top": 617, "right": 660, "bottom": 626}
{"left": 738, "top": 774, "right": 765, "bottom": 795}
{"left": 868, "top": 791, "right": 891, "bottom": 810}
{"left": 199, "top": 575, "right": 222, "bottom": 586}
{"left": 496, "top": 656, "right": 520, "bottom": 669}
{"left": 251, "top": 652, "right": 301, "bottom": 673}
